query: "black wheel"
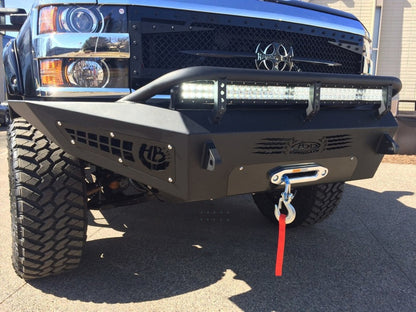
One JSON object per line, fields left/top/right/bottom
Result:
{"left": 8, "top": 118, "right": 87, "bottom": 279}
{"left": 252, "top": 182, "right": 344, "bottom": 227}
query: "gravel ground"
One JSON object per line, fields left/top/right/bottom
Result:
{"left": 383, "top": 154, "right": 416, "bottom": 165}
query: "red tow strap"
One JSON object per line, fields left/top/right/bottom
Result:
{"left": 275, "top": 214, "right": 287, "bottom": 276}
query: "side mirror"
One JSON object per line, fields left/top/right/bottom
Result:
{"left": 0, "top": 8, "right": 27, "bottom": 32}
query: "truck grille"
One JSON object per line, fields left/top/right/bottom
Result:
{"left": 129, "top": 7, "right": 363, "bottom": 89}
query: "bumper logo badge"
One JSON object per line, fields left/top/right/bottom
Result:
{"left": 139, "top": 144, "right": 170, "bottom": 171}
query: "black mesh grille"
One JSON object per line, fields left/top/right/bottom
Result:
{"left": 141, "top": 24, "right": 361, "bottom": 74}
{"left": 129, "top": 7, "right": 364, "bottom": 89}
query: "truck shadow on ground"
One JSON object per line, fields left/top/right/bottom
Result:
{"left": 29, "top": 184, "right": 416, "bottom": 311}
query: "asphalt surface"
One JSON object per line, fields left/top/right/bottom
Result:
{"left": 0, "top": 126, "right": 415, "bottom": 312}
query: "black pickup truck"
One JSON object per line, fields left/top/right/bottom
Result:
{"left": 1, "top": 0, "right": 401, "bottom": 279}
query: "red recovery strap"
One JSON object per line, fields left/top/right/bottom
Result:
{"left": 275, "top": 214, "right": 287, "bottom": 276}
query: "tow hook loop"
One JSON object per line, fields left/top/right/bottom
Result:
{"left": 376, "top": 133, "right": 399, "bottom": 154}
{"left": 274, "top": 175, "right": 296, "bottom": 276}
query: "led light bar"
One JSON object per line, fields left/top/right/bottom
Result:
{"left": 227, "top": 85, "right": 310, "bottom": 100}
{"left": 179, "top": 81, "right": 386, "bottom": 116}
{"left": 320, "top": 87, "right": 383, "bottom": 101}
{"left": 180, "top": 83, "right": 311, "bottom": 101}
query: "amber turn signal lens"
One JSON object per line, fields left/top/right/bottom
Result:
{"left": 40, "top": 59, "right": 64, "bottom": 86}
{"left": 39, "top": 6, "right": 57, "bottom": 34}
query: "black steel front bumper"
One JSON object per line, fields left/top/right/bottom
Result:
{"left": 10, "top": 67, "right": 401, "bottom": 202}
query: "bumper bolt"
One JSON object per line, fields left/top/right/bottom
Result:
{"left": 57, "top": 121, "right": 62, "bottom": 126}
{"left": 167, "top": 144, "right": 173, "bottom": 150}
{"left": 70, "top": 140, "right": 75, "bottom": 145}
{"left": 168, "top": 177, "right": 173, "bottom": 183}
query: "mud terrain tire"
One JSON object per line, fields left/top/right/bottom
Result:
{"left": 253, "top": 182, "right": 344, "bottom": 227}
{"left": 8, "top": 118, "right": 87, "bottom": 279}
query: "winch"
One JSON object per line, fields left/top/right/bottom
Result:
{"left": 270, "top": 164, "right": 329, "bottom": 224}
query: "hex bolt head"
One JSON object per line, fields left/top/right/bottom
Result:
{"left": 118, "top": 158, "right": 123, "bottom": 163}
{"left": 110, "top": 132, "right": 115, "bottom": 138}
{"left": 168, "top": 177, "right": 173, "bottom": 183}
{"left": 167, "top": 144, "right": 173, "bottom": 150}
{"left": 70, "top": 140, "right": 76, "bottom": 145}
{"left": 57, "top": 121, "right": 62, "bottom": 126}
{"left": 239, "top": 167, "right": 244, "bottom": 171}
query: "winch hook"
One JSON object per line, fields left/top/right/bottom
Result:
{"left": 274, "top": 175, "right": 296, "bottom": 224}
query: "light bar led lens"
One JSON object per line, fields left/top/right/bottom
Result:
{"left": 227, "top": 85, "right": 309, "bottom": 101}
{"left": 181, "top": 83, "right": 215, "bottom": 99}
{"left": 320, "top": 88, "right": 383, "bottom": 101}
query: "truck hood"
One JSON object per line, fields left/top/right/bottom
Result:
{"left": 35, "top": 0, "right": 366, "bottom": 36}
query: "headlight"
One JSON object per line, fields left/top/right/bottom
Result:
{"left": 67, "top": 59, "right": 109, "bottom": 88}
{"left": 39, "top": 5, "right": 104, "bottom": 34}
{"left": 61, "top": 7, "right": 100, "bottom": 33}
{"left": 36, "top": 5, "right": 129, "bottom": 95}
{"left": 40, "top": 58, "right": 127, "bottom": 88}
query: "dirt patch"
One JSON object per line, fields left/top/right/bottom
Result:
{"left": 382, "top": 155, "right": 416, "bottom": 165}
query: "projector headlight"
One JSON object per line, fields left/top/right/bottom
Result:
{"left": 61, "top": 7, "right": 100, "bottom": 33}
{"left": 39, "top": 5, "right": 104, "bottom": 34}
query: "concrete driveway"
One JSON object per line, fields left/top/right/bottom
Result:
{"left": 1, "top": 126, "right": 415, "bottom": 312}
